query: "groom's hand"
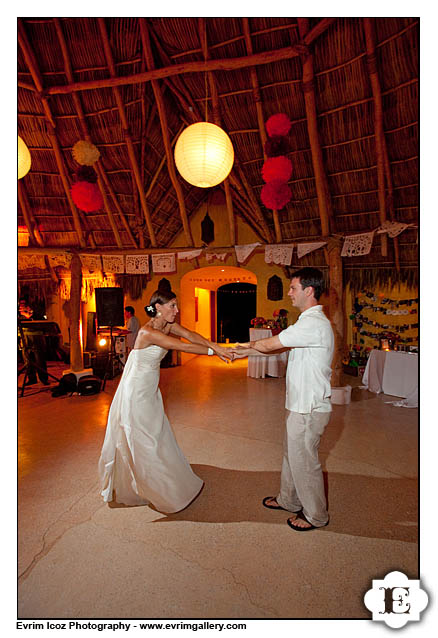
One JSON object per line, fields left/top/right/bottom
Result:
{"left": 213, "top": 345, "right": 235, "bottom": 362}
{"left": 230, "top": 346, "right": 252, "bottom": 359}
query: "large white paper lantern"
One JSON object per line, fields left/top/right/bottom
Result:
{"left": 174, "top": 122, "right": 234, "bottom": 188}
{"left": 18, "top": 136, "right": 31, "bottom": 179}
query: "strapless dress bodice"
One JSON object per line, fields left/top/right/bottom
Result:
{"left": 130, "top": 345, "right": 169, "bottom": 369}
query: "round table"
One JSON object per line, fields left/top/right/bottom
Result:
{"left": 247, "top": 328, "right": 288, "bottom": 379}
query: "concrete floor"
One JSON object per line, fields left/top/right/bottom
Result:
{"left": 18, "top": 356, "right": 418, "bottom": 620}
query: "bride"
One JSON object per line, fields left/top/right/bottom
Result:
{"left": 98, "top": 289, "right": 232, "bottom": 513}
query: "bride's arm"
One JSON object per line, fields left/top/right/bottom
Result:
{"left": 135, "top": 326, "right": 226, "bottom": 359}
{"left": 169, "top": 323, "right": 232, "bottom": 360}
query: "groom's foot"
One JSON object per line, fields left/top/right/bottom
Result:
{"left": 262, "top": 496, "right": 292, "bottom": 512}
{"left": 287, "top": 515, "right": 312, "bottom": 529}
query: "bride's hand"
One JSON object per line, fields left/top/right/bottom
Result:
{"left": 213, "top": 344, "right": 235, "bottom": 362}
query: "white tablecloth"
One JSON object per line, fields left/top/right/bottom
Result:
{"left": 247, "top": 328, "right": 288, "bottom": 379}
{"left": 361, "top": 349, "right": 418, "bottom": 402}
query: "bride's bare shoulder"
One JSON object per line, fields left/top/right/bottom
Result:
{"left": 136, "top": 324, "right": 155, "bottom": 345}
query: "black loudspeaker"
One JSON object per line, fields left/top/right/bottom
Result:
{"left": 95, "top": 287, "right": 124, "bottom": 327}
{"left": 86, "top": 311, "right": 97, "bottom": 351}
{"left": 92, "top": 352, "right": 109, "bottom": 379}
{"left": 78, "top": 375, "right": 101, "bottom": 396}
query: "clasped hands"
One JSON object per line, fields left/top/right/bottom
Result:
{"left": 212, "top": 343, "right": 252, "bottom": 363}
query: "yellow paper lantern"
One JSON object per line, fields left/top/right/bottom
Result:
{"left": 18, "top": 135, "right": 31, "bottom": 179}
{"left": 174, "top": 122, "right": 234, "bottom": 188}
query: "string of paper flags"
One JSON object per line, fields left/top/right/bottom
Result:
{"left": 18, "top": 219, "right": 416, "bottom": 274}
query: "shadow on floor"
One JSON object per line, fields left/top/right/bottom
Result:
{"left": 147, "top": 465, "right": 417, "bottom": 543}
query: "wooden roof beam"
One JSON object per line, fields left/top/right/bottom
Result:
{"left": 139, "top": 18, "right": 194, "bottom": 248}
{"left": 242, "top": 17, "right": 281, "bottom": 243}
{"left": 17, "top": 180, "right": 48, "bottom": 254}
{"left": 199, "top": 18, "right": 237, "bottom": 250}
{"left": 297, "top": 19, "right": 334, "bottom": 238}
{"left": 53, "top": 18, "right": 136, "bottom": 251}
{"left": 151, "top": 26, "right": 272, "bottom": 244}
{"left": 97, "top": 18, "right": 157, "bottom": 247}
{"left": 44, "top": 19, "right": 337, "bottom": 96}
{"left": 363, "top": 18, "right": 398, "bottom": 266}
{"left": 18, "top": 18, "right": 87, "bottom": 249}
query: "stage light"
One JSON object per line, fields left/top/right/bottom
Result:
{"left": 99, "top": 337, "right": 107, "bottom": 347}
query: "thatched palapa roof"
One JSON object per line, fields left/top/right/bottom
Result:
{"left": 17, "top": 17, "right": 419, "bottom": 289}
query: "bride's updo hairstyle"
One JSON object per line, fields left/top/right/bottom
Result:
{"left": 144, "top": 289, "right": 177, "bottom": 317}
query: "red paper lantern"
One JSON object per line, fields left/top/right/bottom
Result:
{"left": 262, "top": 156, "right": 292, "bottom": 183}
{"left": 71, "top": 181, "right": 103, "bottom": 212}
{"left": 261, "top": 179, "right": 292, "bottom": 210}
{"left": 266, "top": 113, "right": 291, "bottom": 137}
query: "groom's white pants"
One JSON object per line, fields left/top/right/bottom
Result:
{"left": 276, "top": 410, "right": 331, "bottom": 527}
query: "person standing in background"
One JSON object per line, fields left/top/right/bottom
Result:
{"left": 124, "top": 306, "right": 140, "bottom": 350}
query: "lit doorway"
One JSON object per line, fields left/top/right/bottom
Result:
{"left": 217, "top": 282, "right": 256, "bottom": 343}
{"left": 179, "top": 266, "right": 257, "bottom": 361}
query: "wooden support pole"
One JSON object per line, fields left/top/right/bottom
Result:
{"left": 69, "top": 254, "right": 84, "bottom": 372}
{"left": 97, "top": 18, "right": 157, "bottom": 247}
{"left": 363, "top": 18, "right": 390, "bottom": 259}
{"left": 45, "top": 19, "right": 337, "bottom": 96}
{"left": 327, "top": 238, "right": 344, "bottom": 388}
{"left": 242, "top": 18, "right": 282, "bottom": 243}
{"left": 297, "top": 19, "right": 333, "bottom": 239}
{"left": 17, "top": 19, "right": 86, "bottom": 249}
{"left": 139, "top": 18, "right": 194, "bottom": 247}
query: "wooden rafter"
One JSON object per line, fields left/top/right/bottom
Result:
{"left": 18, "top": 19, "right": 87, "bottom": 249}
{"left": 363, "top": 17, "right": 394, "bottom": 262}
{"left": 198, "top": 18, "right": 236, "bottom": 250}
{"left": 97, "top": 18, "right": 157, "bottom": 247}
{"left": 139, "top": 18, "right": 194, "bottom": 247}
{"left": 242, "top": 17, "right": 282, "bottom": 243}
{"left": 18, "top": 181, "right": 43, "bottom": 247}
{"left": 44, "top": 19, "right": 337, "bottom": 96}
{"left": 53, "top": 18, "right": 136, "bottom": 250}
{"left": 149, "top": 27, "right": 272, "bottom": 243}
{"left": 297, "top": 18, "right": 333, "bottom": 238}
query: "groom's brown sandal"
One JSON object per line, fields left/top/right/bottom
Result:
{"left": 262, "top": 496, "right": 289, "bottom": 511}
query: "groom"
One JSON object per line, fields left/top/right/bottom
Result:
{"left": 232, "top": 267, "right": 334, "bottom": 531}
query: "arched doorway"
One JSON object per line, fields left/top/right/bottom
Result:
{"left": 179, "top": 266, "right": 257, "bottom": 359}
{"left": 217, "top": 282, "right": 256, "bottom": 343}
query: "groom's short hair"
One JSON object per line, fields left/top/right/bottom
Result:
{"left": 290, "top": 267, "right": 325, "bottom": 301}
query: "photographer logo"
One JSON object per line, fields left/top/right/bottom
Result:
{"left": 364, "top": 570, "right": 428, "bottom": 628}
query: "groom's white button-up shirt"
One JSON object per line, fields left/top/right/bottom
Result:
{"left": 278, "top": 305, "right": 334, "bottom": 414}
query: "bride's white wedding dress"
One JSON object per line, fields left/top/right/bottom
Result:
{"left": 98, "top": 345, "right": 203, "bottom": 512}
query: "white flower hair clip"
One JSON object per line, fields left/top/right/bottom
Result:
{"left": 146, "top": 305, "right": 154, "bottom": 312}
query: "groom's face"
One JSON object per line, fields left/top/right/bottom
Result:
{"left": 288, "top": 278, "right": 308, "bottom": 311}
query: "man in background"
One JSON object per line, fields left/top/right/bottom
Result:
{"left": 18, "top": 298, "right": 49, "bottom": 385}
{"left": 124, "top": 306, "right": 140, "bottom": 351}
